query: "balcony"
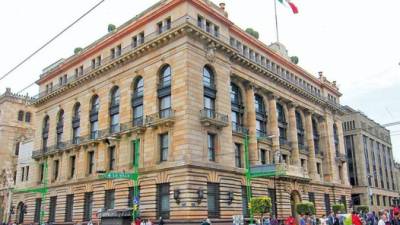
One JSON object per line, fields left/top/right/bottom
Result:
{"left": 282, "top": 164, "right": 310, "bottom": 180}
{"left": 256, "top": 130, "right": 272, "bottom": 142}
{"left": 145, "top": 109, "right": 175, "bottom": 128}
{"left": 232, "top": 122, "right": 249, "bottom": 136}
{"left": 335, "top": 152, "right": 347, "bottom": 163}
{"left": 120, "top": 117, "right": 146, "bottom": 134}
{"left": 199, "top": 109, "right": 229, "bottom": 128}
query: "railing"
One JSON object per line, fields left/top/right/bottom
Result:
{"left": 200, "top": 109, "right": 228, "bottom": 123}
{"left": 146, "top": 109, "right": 175, "bottom": 125}
{"left": 232, "top": 122, "right": 249, "bottom": 135}
{"left": 256, "top": 130, "right": 272, "bottom": 142}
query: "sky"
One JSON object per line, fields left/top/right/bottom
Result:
{"left": 0, "top": 0, "right": 399, "bottom": 160}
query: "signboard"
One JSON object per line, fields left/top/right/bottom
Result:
{"left": 99, "top": 172, "right": 136, "bottom": 180}
{"left": 250, "top": 164, "right": 285, "bottom": 178}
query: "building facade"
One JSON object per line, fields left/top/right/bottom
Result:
{"left": 342, "top": 106, "right": 400, "bottom": 212}
{"left": 12, "top": 0, "right": 351, "bottom": 224}
{"left": 0, "top": 88, "right": 34, "bottom": 223}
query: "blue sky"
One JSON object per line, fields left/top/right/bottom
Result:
{"left": 0, "top": 0, "right": 399, "bottom": 160}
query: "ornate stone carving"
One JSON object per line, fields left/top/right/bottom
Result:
{"left": 206, "top": 43, "right": 216, "bottom": 63}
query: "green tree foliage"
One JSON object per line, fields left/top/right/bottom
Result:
{"left": 245, "top": 28, "right": 260, "bottom": 39}
{"left": 249, "top": 196, "right": 272, "bottom": 222}
{"left": 108, "top": 24, "right": 116, "bottom": 32}
{"left": 356, "top": 205, "right": 369, "bottom": 214}
{"left": 296, "top": 201, "right": 316, "bottom": 215}
{"left": 332, "top": 204, "right": 345, "bottom": 214}
{"left": 290, "top": 56, "right": 299, "bottom": 64}
{"left": 74, "top": 47, "right": 83, "bottom": 54}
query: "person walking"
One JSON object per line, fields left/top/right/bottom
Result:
{"left": 158, "top": 217, "right": 164, "bottom": 225}
{"left": 352, "top": 211, "right": 363, "bottom": 225}
{"left": 379, "top": 212, "right": 388, "bottom": 225}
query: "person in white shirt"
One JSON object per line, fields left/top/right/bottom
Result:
{"left": 378, "top": 212, "right": 387, "bottom": 225}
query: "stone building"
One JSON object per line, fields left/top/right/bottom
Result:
{"left": 342, "top": 106, "right": 400, "bottom": 212}
{"left": 12, "top": 0, "right": 351, "bottom": 224}
{"left": 0, "top": 88, "right": 34, "bottom": 223}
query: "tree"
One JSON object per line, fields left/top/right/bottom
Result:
{"left": 249, "top": 196, "right": 272, "bottom": 224}
{"left": 74, "top": 47, "right": 83, "bottom": 54}
{"left": 108, "top": 24, "right": 116, "bottom": 32}
{"left": 245, "top": 28, "right": 260, "bottom": 39}
{"left": 290, "top": 56, "right": 299, "bottom": 64}
{"left": 332, "top": 204, "right": 345, "bottom": 214}
{"left": 296, "top": 201, "right": 316, "bottom": 215}
{"left": 356, "top": 205, "right": 369, "bottom": 214}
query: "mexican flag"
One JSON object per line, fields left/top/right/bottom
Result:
{"left": 277, "top": 0, "right": 299, "bottom": 14}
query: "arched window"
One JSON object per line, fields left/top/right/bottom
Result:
{"left": 255, "top": 94, "right": 267, "bottom": 138}
{"left": 312, "top": 118, "right": 320, "bottom": 154}
{"left": 42, "top": 116, "right": 50, "bottom": 150}
{"left": 25, "top": 112, "right": 31, "bottom": 123}
{"left": 276, "top": 103, "right": 287, "bottom": 145}
{"left": 110, "top": 87, "right": 120, "bottom": 133}
{"left": 132, "top": 77, "right": 144, "bottom": 126}
{"left": 90, "top": 95, "right": 100, "bottom": 139}
{"left": 333, "top": 124, "right": 339, "bottom": 155}
{"left": 18, "top": 111, "right": 24, "bottom": 121}
{"left": 158, "top": 65, "right": 172, "bottom": 118}
{"left": 203, "top": 66, "right": 216, "bottom": 118}
{"left": 230, "top": 83, "right": 245, "bottom": 133}
{"left": 295, "top": 111, "right": 305, "bottom": 149}
{"left": 72, "top": 103, "right": 81, "bottom": 144}
{"left": 56, "top": 110, "right": 64, "bottom": 148}
{"left": 203, "top": 66, "right": 214, "bottom": 88}
{"left": 159, "top": 65, "right": 171, "bottom": 88}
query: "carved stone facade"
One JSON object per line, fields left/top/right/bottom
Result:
{"left": 0, "top": 88, "right": 34, "bottom": 223}
{"left": 12, "top": 0, "right": 351, "bottom": 224}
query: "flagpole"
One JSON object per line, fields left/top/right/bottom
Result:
{"left": 274, "top": 0, "right": 280, "bottom": 42}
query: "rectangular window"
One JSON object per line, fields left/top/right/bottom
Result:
{"left": 324, "top": 194, "right": 331, "bottom": 215}
{"left": 160, "top": 133, "right": 169, "bottom": 162}
{"left": 21, "top": 167, "right": 25, "bottom": 182}
{"left": 40, "top": 163, "right": 44, "bottom": 182}
{"left": 317, "top": 163, "right": 321, "bottom": 175}
{"left": 308, "top": 192, "right": 315, "bottom": 206}
{"left": 207, "top": 183, "right": 220, "bottom": 218}
{"left": 159, "top": 95, "right": 171, "bottom": 118}
{"left": 377, "top": 195, "right": 380, "bottom": 206}
{"left": 49, "top": 196, "right": 57, "bottom": 222}
{"left": 242, "top": 186, "right": 249, "bottom": 218}
{"left": 70, "top": 156, "right": 76, "bottom": 178}
{"left": 234, "top": 143, "right": 242, "bottom": 168}
{"left": 208, "top": 133, "right": 216, "bottom": 161}
{"left": 15, "top": 142, "right": 20, "bottom": 155}
{"left": 88, "top": 151, "right": 94, "bottom": 175}
{"left": 116, "top": 44, "right": 122, "bottom": 57}
{"left": 83, "top": 192, "right": 93, "bottom": 221}
{"left": 105, "top": 189, "right": 115, "bottom": 210}
{"left": 34, "top": 198, "right": 41, "bottom": 223}
{"left": 341, "top": 195, "right": 347, "bottom": 212}
{"left": 268, "top": 188, "right": 277, "bottom": 217}
{"left": 65, "top": 194, "right": 74, "bottom": 222}
{"left": 157, "top": 183, "right": 170, "bottom": 219}
{"left": 260, "top": 149, "right": 267, "bottom": 165}
{"left": 25, "top": 166, "right": 29, "bottom": 181}
{"left": 53, "top": 160, "right": 59, "bottom": 181}
{"left": 138, "top": 32, "right": 144, "bottom": 44}
{"left": 109, "top": 147, "right": 116, "bottom": 170}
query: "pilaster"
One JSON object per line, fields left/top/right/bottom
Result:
{"left": 244, "top": 82, "right": 258, "bottom": 164}
{"left": 304, "top": 110, "right": 317, "bottom": 179}
{"left": 288, "top": 103, "right": 300, "bottom": 166}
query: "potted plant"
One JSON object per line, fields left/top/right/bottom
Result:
{"left": 296, "top": 201, "right": 316, "bottom": 215}
{"left": 249, "top": 196, "right": 272, "bottom": 225}
{"left": 332, "top": 204, "right": 345, "bottom": 214}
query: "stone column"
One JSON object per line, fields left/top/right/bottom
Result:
{"left": 336, "top": 119, "right": 350, "bottom": 185}
{"left": 304, "top": 110, "right": 318, "bottom": 179}
{"left": 267, "top": 94, "right": 280, "bottom": 158}
{"left": 288, "top": 103, "right": 300, "bottom": 166}
{"left": 321, "top": 114, "right": 338, "bottom": 183}
{"left": 245, "top": 83, "right": 258, "bottom": 164}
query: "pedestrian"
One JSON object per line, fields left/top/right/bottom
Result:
{"left": 201, "top": 218, "right": 211, "bottom": 225}
{"left": 285, "top": 215, "right": 296, "bottom": 225}
{"left": 353, "top": 211, "right": 363, "bottom": 225}
{"left": 321, "top": 215, "right": 327, "bottom": 225}
{"left": 327, "top": 211, "right": 335, "bottom": 225}
{"left": 158, "top": 217, "right": 164, "bottom": 225}
{"left": 379, "top": 212, "right": 388, "bottom": 225}
{"left": 392, "top": 211, "right": 399, "bottom": 225}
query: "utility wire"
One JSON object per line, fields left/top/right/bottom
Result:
{"left": 0, "top": 0, "right": 106, "bottom": 84}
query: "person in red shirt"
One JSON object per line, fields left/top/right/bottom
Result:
{"left": 352, "top": 211, "right": 362, "bottom": 225}
{"left": 285, "top": 216, "right": 297, "bottom": 225}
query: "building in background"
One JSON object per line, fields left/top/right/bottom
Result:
{"left": 12, "top": 0, "right": 351, "bottom": 224}
{"left": 342, "top": 106, "right": 399, "bottom": 212}
{"left": 0, "top": 88, "right": 34, "bottom": 223}
{"left": 395, "top": 162, "right": 400, "bottom": 205}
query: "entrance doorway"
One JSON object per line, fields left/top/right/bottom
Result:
{"left": 290, "top": 191, "right": 302, "bottom": 217}
{"left": 16, "top": 202, "right": 24, "bottom": 224}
